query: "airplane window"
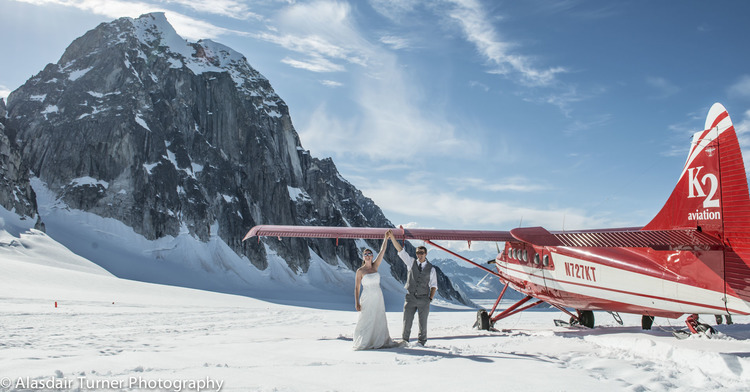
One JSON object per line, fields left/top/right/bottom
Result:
{"left": 523, "top": 250, "right": 528, "bottom": 262}
{"left": 543, "top": 255, "right": 550, "bottom": 267}
{"left": 534, "top": 254, "right": 540, "bottom": 265}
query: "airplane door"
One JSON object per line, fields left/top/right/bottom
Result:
{"left": 534, "top": 248, "right": 555, "bottom": 301}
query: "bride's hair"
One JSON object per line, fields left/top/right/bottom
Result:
{"left": 360, "top": 247, "right": 372, "bottom": 268}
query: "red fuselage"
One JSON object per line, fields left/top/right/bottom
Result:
{"left": 496, "top": 242, "right": 745, "bottom": 318}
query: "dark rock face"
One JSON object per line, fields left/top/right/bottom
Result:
{"left": 4, "top": 13, "right": 466, "bottom": 304}
{"left": 0, "top": 98, "right": 41, "bottom": 227}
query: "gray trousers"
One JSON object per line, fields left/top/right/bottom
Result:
{"left": 403, "top": 293, "right": 430, "bottom": 344}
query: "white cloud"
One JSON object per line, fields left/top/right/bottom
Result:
{"left": 646, "top": 76, "right": 680, "bottom": 99}
{"left": 161, "top": 12, "right": 248, "bottom": 40}
{"left": 445, "top": 0, "right": 566, "bottom": 87}
{"left": 354, "top": 58, "right": 478, "bottom": 158}
{"left": 522, "top": 84, "right": 606, "bottom": 117}
{"left": 359, "top": 178, "right": 605, "bottom": 230}
{"left": 735, "top": 109, "right": 750, "bottom": 174}
{"left": 369, "top": 0, "right": 421, "bottom": 22}
{"left": 448, "top": 176, "right": 547, "bottom": 193}
{"left": 300, "top": 53, "right": 479, "bottom": 161}
{"left": 257, "top": 31, "right": 362, "bottom": 66}
{"left": 298, "top": 103, "right": 356, "bottom": 154}
{"left": 0, "top": 85, "right": 11, "bottom": 100}
{"left": 163, "top": 0, "right": 262, "bottom": 20}
{"left": 285, "top": 2, "right": 476, "bottom": 161}
{"left": 379, "top": 35, "right": 411, "bottom": 50}
{"left": 540, "top": 88, "right": 584, "bottom": 117}
{"left": 736, "top": 109, "right": 750, "bottom": 135}
{"left": 11, "top": 0, "right": 247, "bottom": 41}
{"left": 320, "top": 80, "right": 343, "bottom": 87}
{"left": 399, "top": 221, "right": 422, "bottom": 229}
{"left": 563, "top": 113, "right": 613, "bottom": 135}
{"left": 255, "top": 1, "right": 373, "bottom": 73}
{"left": 281, "top": 56, "right": 345, "bottom": 72}
{"left": 468, "top": 80, "right": 489, "bottom": 92}
{"left": 728, "top": 75, "right": 750, "bottom": 98}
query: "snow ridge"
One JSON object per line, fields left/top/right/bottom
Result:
{"left": 127, "top": 13, "right": 280, "bottom": 107}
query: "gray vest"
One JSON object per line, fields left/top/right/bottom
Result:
{"left": 406, "top": 260, "right": 432, "bottom": 296}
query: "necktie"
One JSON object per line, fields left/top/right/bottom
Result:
{"left": 418, "top": 263, "right": 423, "bottom": 272}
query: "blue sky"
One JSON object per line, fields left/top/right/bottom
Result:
{"left": 2, "top": 0, "right": 750, "bottom": 247}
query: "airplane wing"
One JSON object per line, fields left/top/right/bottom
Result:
{"left": 243, "top": 225, "right": 514, "bottom": 243}
{"left": 510, "top": 226, "right": 724, "bottom": 251}
{"left": 245, "top": 225, "right": 723, "bottom": 251}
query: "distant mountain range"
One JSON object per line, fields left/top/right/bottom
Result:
{"left": 431, "top": 249, "right": 522, "bottom": 300}
{"left": 0, "top": 13, "right": 475, "bottom": 305}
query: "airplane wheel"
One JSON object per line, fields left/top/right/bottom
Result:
{"left": 578, "top": 310, "right": 595, "bottom": 328}
{"left": 476, "top": 309, "right": 491, "bottom": 330}
{"left": 642, "top": 315, "right": 655, "bottom": 330}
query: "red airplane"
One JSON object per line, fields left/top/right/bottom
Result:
{"left": 244, "top": 103, "right": 750, "bottom": 337}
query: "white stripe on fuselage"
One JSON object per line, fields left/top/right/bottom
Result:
{"left": 496, "top": 251, "right": 749, "bottom": 315}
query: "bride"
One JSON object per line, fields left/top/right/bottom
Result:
{"left": 353, "top": 230, "right": 396, "bottom": 350}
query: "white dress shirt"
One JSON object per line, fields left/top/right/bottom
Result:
{"left": 398, "top": 249, "right": 438, "bottom": 290}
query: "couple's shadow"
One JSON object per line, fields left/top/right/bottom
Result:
{"left": 333, "top": 334, "right": 555, "bottom": 364}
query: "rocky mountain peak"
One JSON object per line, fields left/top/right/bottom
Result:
{"left": 0, "top": 98, "right": 41, "bottom": 226}
{"left": 4, "top": 13, "right": 466, "bottom": 305}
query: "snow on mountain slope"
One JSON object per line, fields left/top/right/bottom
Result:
{"left": 25, "top": 178, "right": 409, "bottom": 311}
{"left": 1, "top": 206, "right": 108, "bottom": 277}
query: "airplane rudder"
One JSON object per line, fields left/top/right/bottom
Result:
{"left": 643, "top": 103, "right": 745, "bottom": 233}
{"left": 715, "top": 106, "right": 750, "bottom": 237}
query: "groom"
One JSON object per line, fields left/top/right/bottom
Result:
{"left": 387, "top": 230, "right": 437, "bottom": 346}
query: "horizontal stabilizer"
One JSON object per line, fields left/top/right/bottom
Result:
{"left": 511, "top": 226, "right": 723, "bottom": 250}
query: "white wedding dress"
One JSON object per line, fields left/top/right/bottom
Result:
{"left": 353, "top": 273, "right": 395, "bottom": 350}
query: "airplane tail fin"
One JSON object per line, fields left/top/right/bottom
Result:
{"left": 644, "top": 103, "right": 750, "bottom": 306}
{"left": 643, "top": 103, "right": 750, "bottom": 238}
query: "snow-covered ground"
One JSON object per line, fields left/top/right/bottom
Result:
{"left": 2, "top": 217, "right": 750, "bottom": 391}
